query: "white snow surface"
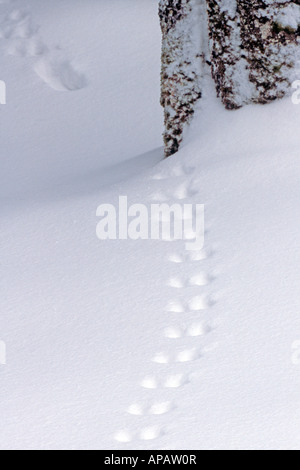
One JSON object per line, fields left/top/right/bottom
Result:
{"left": 1, "top": 0, "right": 300, "bottom": 451}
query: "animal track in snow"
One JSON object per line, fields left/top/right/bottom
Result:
{"left": 167, "top": 277, "right": 185, "bottom": 289}
{"left": 164, "top": 374, "right": 189, "bottom": 389}
{"left": 166, "top": 300, "right": 185, "bottom": 313}
{"left": 150, "top": 192, "right": 169, "bottom": 202}
{"left": 151, "top": 173, "right": 168, "bottom": 181}
{"left": 141, "top": 374, "right": 189, "bottom": 390}
{"left": 0, "top": 6, "right": 86, "bottom": 91}
{"left": 187, "top": 322, "right": 211, "bottom": 337}
{"left": 9, "top": 9, "right": 27, "bottom": 22}
{"left": 152, "top": 348, "right": 201, "bottom": 364}
{"left": 189, "top": 273, "right": 211, "bottom": 286}
{"left": 150, "top": 185, "right": 198, "bottom": 205}
{"left": 188, "top": 248, "right": 214, "bottom": 262}
{"left": 141, "top": 376, "right": 159, "bottom": 390}
{"left": 34, "top": 55, "right": 86, "bottom": 91}
{"left": 152, "top": 352, "right": 170, "bottom": 364}
{"left": 114, "top": 427, "right": 163, "bottom": 443}
{"left": 114, "top": 430, "right": 133, "bottom": 444}
{"left": 173, "top": 184, "right": 198, "bottom": 201}
{"left": 150, "top": 401, "right": 174, "bottom": 415}
{"left": 1, "top": 9, "right": 42, "bottom": 52}
{"left": 139, "top": 426, "right": 163, "bottom": 441}
{"left": 127, "top": 403, "right": 144, "bottom": 416}
{"left": 166, "top": 295, "right": 213, "bottom": 314}
{"left": 151, "top": 164, "right": 196, "bottom": 181}
{"left": 8, "top": 11, "right": 38, "bottom": 39}
{"left": 113, "top": 154, "right": 216, "bottom": 445}
{"left": 164, "top": 326, "right": 183, "bottom": 339}
{"left": 168, "top": 253, "right": 185, "bottom": 264}
{"left": 167, "top": 272, "right": 211, "bottom": 289}
{"left": 164, "top": 322, "right": 211, "bottom": 339}
{"left": 188, "top": 295, "right": 212, "bottom": 311}
{"left": 167, "top": 248, "right": 212, "bottom": 264}
{"left": 183, "top": 165, "right": 196, "bottom": 175}
{"left": 183, "top": 228, "right": 197, "bottom": 241}
{"left": 5, "top": 36, "right": 45, "bottom": 56}
{"left": 176, "top": 348, "right": 201, "bottom": 363}
{"left": 127, "top": 401, "right": 173, "bottom": 416}
{"left": 173, "top": 164, "right": 196, "bottom": 177}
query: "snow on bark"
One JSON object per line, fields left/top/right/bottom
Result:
{"left": 238, "top": 0, "right": 300, "bottom": 104}
{"left": 207, "top": 0, "right": 253, "bottom": 109}
{"left": 159, "top": 0, "right": 203, "bottom": 157}
{"left": 207, "top": 0, "right": 300, "bottom": 106}
{"left": 159, "top": 0, "right": 300, "bottom": 156}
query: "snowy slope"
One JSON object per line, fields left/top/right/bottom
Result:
{"left": 1, "top": 0, "right": 163, "bottom": 206}
{"left": 1, "top": 0, "right": 300, "bottom": 451}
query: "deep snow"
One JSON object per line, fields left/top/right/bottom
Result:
{"left": 1, "top": 0, "right": 300, "bottom": 451}
{"left": 0, "top": 0, "right": 163, "bottom": 207}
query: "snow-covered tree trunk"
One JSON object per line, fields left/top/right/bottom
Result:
{"left": 207, "top": 0, "right": 252, "bottom": 109}
{"left": 238, "top": 1, "right": 300, "bottom": 104}
{"left": 159, "top": 0, "right": 203, "bottom": 156}
{"left": 160, "top": 0, "right": 300, "bottom": 156}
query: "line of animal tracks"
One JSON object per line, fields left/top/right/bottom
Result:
{"left": 114, "top": 163, "right": 219, "bottom": 448}
{"left": 0, "top": 1, "right": 85, "bottom": 91}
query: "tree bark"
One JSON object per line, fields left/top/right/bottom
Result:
{"left": 238, "top": 0, "right": 300, "bottom": 104}
{"left": 159, "top": 0, "right": 300, "bottom": 155}
{"left": 207, "top": 0, "right": 252, "bottom": 109}
{"left": 159, "top": 0, "right": 203, "bottom": 157}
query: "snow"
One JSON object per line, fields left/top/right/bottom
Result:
{"left": 276, "top": 3, "right": 300, "bottom": 32}
{"left": 1, "top": 0, "right": 300, "bottom": 451}
{"left": 1, "top": 0, "right": 163, "bottom": 205}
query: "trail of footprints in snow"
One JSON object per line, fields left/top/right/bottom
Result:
{"left": 114, "top": 164, "right": 217, "bottom": 445}
{"left": 0, "top": 3, "right": 85, "bottom": 91}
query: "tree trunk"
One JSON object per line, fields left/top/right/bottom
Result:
{"left": 159, "top": 0, "right": 300, "bottom": 156}
{"left": 238, "top": 1, "right": 300, "bottom": 104}
{"left": 159, "top": 0, "right": 203, "bottom": 157}
{"left": 207, "top": 0, "right": 252, "bottom": 109}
